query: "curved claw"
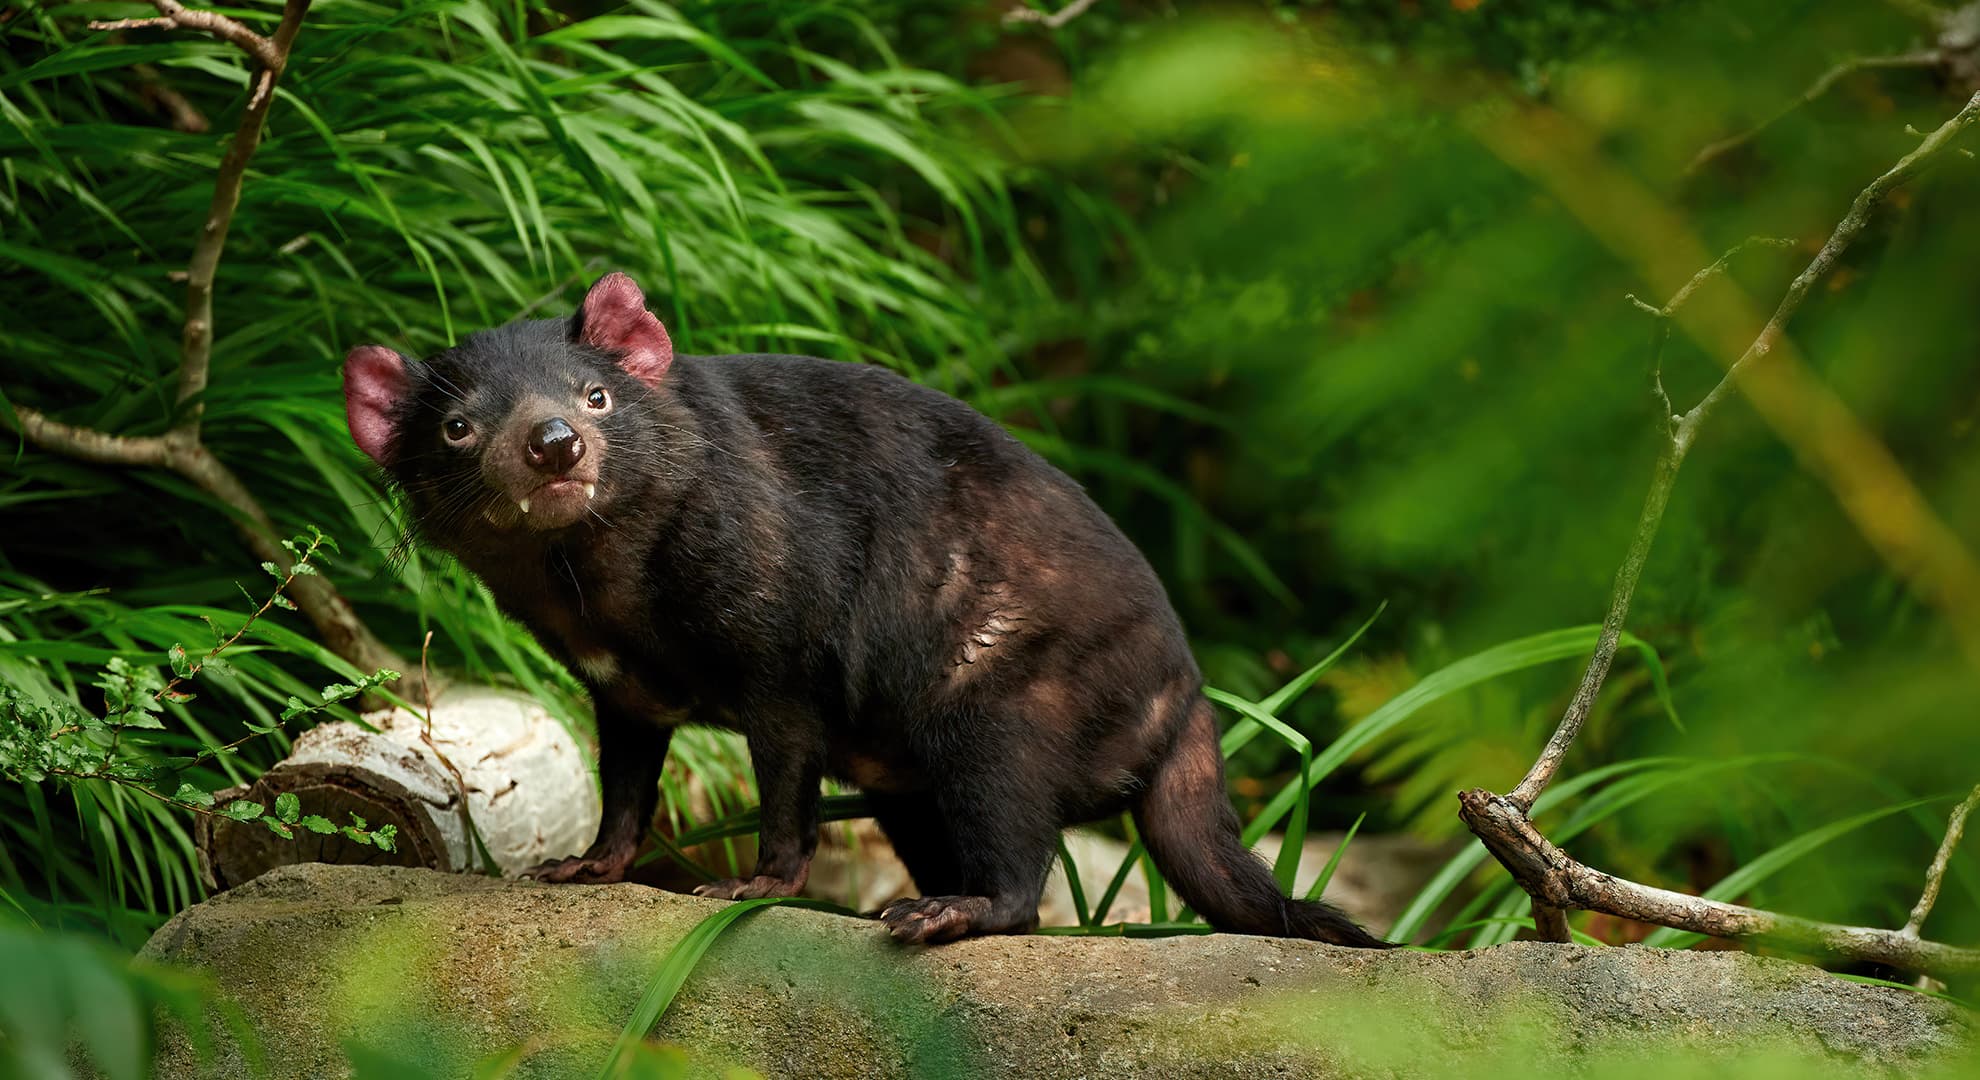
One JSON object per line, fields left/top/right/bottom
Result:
{"left": 522, "top": 852, "right": 632, "bottom": 885}
{"left": 878, "top": 895, "right": 994, "bottom": 945}
{"left": 692, "top": 875, "right": 804, "bottom": 900}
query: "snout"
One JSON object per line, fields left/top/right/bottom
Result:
{"left": 526, "top": 417, "right": 586, "bottom": 475}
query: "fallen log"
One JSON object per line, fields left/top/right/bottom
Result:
{"left": 142, "top": 864, "right": 1973, "bottom": 1078}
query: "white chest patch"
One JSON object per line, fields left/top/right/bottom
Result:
{"left": 574, "top": 651, "right": 620, "bottom": 684}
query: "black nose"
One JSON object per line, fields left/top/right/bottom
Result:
{"left": 525, "top": 417, "right": 585, "bottom": 474}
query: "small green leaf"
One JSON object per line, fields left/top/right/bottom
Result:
{"left": 348, "top": 813, "right": 368, "bottom": 830}
{"left": 260, "top": 561, "right": 284, "bottom": 580}
{"left": 275, "top": 792, "right": 301, "bottom": 823}
{"left": 202, "top": 655, "right": 237, "bottom": 680}
{"left": 221, "top": 800, "right": 263, "bottom": 823}
{"left": 167, "top": 644, "right": 192, "bottom": 678}
{"left": 372, "top": 825, "right": 398, "bottom": 852}
{"left": 299, "top": 815, "right": 337, "bottom": 835}
{"left": 262, "top": 818, "right": 295, "bottom": 839}
{"left": 271, "top": 594, "right": 297, "bottom": 611}
{"left": 290, "top": 562, "right": 320, "bottom": 576}
{"left": 172, "top": 783, "right": 215, "bottom": 807}
{"left": 341, "top": 826, "right": 368, "bottom": 844}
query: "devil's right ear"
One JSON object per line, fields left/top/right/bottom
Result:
{"left": 343, "top": 345, "right": 410, "bottom": 467}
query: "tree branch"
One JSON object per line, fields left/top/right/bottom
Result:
{"left": 14, "top": 1, "right": 411, "bottom": 693}
{"left": 1686, "top": 52, "right": 1944, "bottom": 177}
{"left": 1683, "top": 90, "right": 1980, "bottom": 442}
{"left": 170, "top": 0, "right": 309, "bottom": 435}
{"left": 1460, "top": 791, "right": 1980, "bottom": 976}
{"left": 91, "top": 0, "right": 283, "bottom": 71}
{"left": 1465, "top": 90, "right": 1980, "bottom": 963}
{"left": 1508, "top": 90, "right": 1980, "bottom": 814}
{"left": 1004, "top": 0, "right": 1103, "bottom": 30}
{"left": 1904, "top": 784, "right": 1980, "bottom": 937}
{"left": 4, "top": 406, "right": 405, "bottom": 683}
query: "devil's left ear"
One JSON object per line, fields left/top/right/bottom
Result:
{"left": 343, "top": 345, "right": 410, "bottom": 467}
{"left": 573, "top": 271, "right": 673, "bottom": 386}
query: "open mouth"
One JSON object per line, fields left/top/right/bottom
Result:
{"left": 497, "top": 476, "right": 600, "bottom": 531}
{"left": 517, "top": 477, "right": 595, "bottom": 516}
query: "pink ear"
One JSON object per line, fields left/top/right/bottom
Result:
{"left": 343, "top": 345, "right": 408, "bottom": 466}
{"left": 578, "top": 272, "right": 673, "bottom": 386}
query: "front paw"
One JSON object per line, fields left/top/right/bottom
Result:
{"left": 692, "top": 875, "right": 803, "bottom": 900}
{"left": 879, "top": 895, "right": 995, "bottom": 944}
{"left": 523, "top": 851, "right": 632, "bottom": 884}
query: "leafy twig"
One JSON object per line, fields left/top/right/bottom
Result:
{"left": 0, "top": 528, "right": 400, "bottom": 850}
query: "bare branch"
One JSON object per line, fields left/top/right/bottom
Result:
{"left": 1468, "top": 91, "right": 1980, "bottom": 964}
{"left": 90, "top": 0, "right": 282, "bottom": 70}
{"left": 1506, "top": 91, "right": 1980, "bottom": 813}
{"left": 7, "top": 406, "right": 177, "bottom": 469}
{"left": 1686, "top": 52, "right": 1943, "bottom": 177}
{"left": 1004, "top": 0, "right": 1102, "bottom": 30}
{"left": 1506, "top": 449, "right": 1679, "bottom": 813}
{"left": 1461, "top": 790, "right": 1980, "bottom": 977}
{"left": 174, "top": 0, "right": 311, "bottom": 436}
{"left": 1682, "top": 89, "right": 1980, "bottom": 443}
{"left": 1903, "top": 784, "right": 1980, "bottom": 937}
{"left": 1625, "top": 236, "right": 1796, "bottom": 319}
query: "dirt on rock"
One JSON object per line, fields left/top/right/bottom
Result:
{"left": 139, "top": 864, "right": 1975, "bottom": 1078}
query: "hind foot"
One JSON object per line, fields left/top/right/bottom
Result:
{"left": 523, "top": 848, "right": 633, "bottom": 884}
{"left": 879, "top": 895, "right": 1036, "bottom": 944}
{"left": 692, "top": 874, "right": 805, "bottom": 900}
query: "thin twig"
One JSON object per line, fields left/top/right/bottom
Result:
{"left": 1903, "top": 784, "right": 1980, "bottom": 937}
{"left": 1686, "top": 52, "right": 1943, "bottom": 177}
{"left": 160, "top": 531, "right": 326, "bottom": 702}
{"left": 1474, "top": 91, "right": 1980, "bottom": 953}
{"left": 1004, "top": 0, "right": 1102, "bottom": 30}
{"left": 90, "top": 0, "right": 283, "bottom": 70}
{"left": 1505, "top": 91, "right": 1980, "bottom": 815}
{"left": 1681, "top": 90, "right": 1980, "bottom": 444}
{"left": 7, "top": 0, "right": 412, "bottom": 693}
{"left": 173, "top": 0, "right": 311, "bottom": 434}
{"left": 1623, "top": 236, "right": 1795, "bottom": 319}
{"left": 4, "top": 407, "right": 408, "bottom": 685}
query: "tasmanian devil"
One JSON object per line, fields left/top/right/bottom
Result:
{"left": 341, "top": 271, "right": 1386, "bottom": 947}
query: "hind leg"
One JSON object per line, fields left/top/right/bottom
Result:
{"left": 867, "top": 793, "right": 965, "bottom": 896}
{"left": 877, "top": 767, "right": 1058, "bottom": 944}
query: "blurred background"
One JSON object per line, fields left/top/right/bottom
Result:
{"left": 3, "top": 0, "right": 1978, "bottom": 1052}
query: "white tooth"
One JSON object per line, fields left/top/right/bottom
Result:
{"left": 518, "top": 498, "right": 531, "bottom": 514}
{"left": 584, "top": 483, "right": 597, "bottom": 499}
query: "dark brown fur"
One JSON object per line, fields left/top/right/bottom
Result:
{"left": 343, "top": 273, "right": 1387, "bottom": 947}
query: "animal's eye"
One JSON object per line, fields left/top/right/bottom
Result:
{"left": 443, "top": 418, "right": 473, "bottom": 442}
{"left": 585, "top": 387, "right": 610, "bottom": 411}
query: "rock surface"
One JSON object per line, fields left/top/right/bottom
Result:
{"left": 141, "top": 864, "right": 1974, "bottom": 1078}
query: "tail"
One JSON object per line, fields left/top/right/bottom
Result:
{"left": 1133, "top": 694, "right": 1394, "bottom": 949}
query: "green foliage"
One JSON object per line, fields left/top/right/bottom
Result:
{"left": 0, "top": 528, "right": 400, "bottom": 875}
{"left": 4, "top": 0, "right": 1980, "bottom": 1073}
{"left": 0, "top": 922, "right": 248, "bottom": 1080}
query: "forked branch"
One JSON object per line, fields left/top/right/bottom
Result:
{"left": 1461, "top": 90, "right": 1980, "bottom": 977}
{"left": 9, "top": 1, "right": 409, "bottom": 688}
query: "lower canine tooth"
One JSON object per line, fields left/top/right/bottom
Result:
{"left": 518, "top": 498, "right": 531, "bottom": 514}
{"left": 584, "top": 483, "right": 596, "bottom": 499}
